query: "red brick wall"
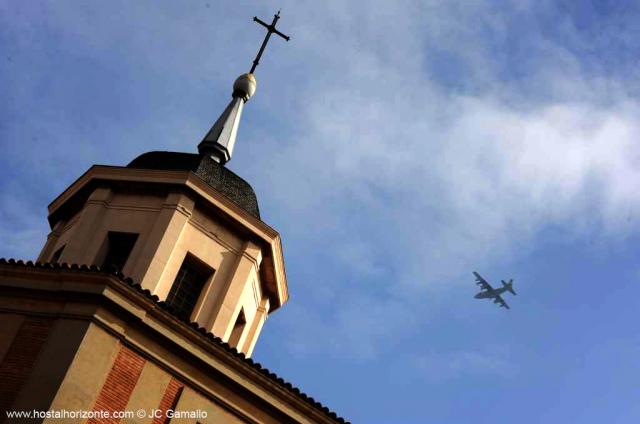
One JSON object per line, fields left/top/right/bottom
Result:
{"left": 88, "top": 345, "right": 146, "bottom": 424}
{"left": 152, "top": 378, "right": 184, "bottom": 424}
{"left": 0, "top": 316, "right": 54, "bottom": 417}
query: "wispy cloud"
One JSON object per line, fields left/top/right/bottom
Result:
{"left": 248, "top": 0, "right": 640, "bottom": 359}
{"left": 2, "top": 1, "right": 639, "bottom": 362}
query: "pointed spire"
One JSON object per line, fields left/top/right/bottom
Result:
{"left": 198, "top": 11, "right": 289, "bottom": 165}
{"left": 198, "top": 73, "right": 256, "bottom": 164}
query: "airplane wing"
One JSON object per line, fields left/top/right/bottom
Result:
{"left": 494, "top": 295, "right": 510, "bottom": 310}
{"left": 473, "top": 271, "right": 493, "bottom": 292}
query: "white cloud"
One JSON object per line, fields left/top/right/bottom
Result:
{"left": 2, "top": 1, "right": 639, "bottom": 360}
{"left": 249, "top": 0, "right": 640, "bottom": 358}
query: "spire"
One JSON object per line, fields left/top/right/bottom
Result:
{"left": 198, "top": 74, "right": 256, "bottom": 164}
{"left": 198, "top": 11, "right": 290, "bottom": 165}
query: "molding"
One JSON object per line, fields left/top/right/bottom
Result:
{"left": 250, "top": 278, "right": 261, "bottom": 308}
{"left": 186, "top": 219, "right": 242, "bottom": 256}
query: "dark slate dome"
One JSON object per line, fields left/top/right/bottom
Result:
{"left": 127, "top": 151, "right": 260, "bottom": 218}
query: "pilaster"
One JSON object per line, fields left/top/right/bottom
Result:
{"left": 37, "top": 220, "right": 66, "bottom": 263}
{"left": 58, "top": 187, "right": 112, "bottom": 265}
{"left": 210, "top": 241, "right": 261, "bottom": 342}
{"left": 242, "top": 298, "right": 270, "bottom": 357}
{"left": 131, "top": 192, "right": 195, "bottom": 292}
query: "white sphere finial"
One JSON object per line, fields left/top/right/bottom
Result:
{"left": 233, "top": 73, "right": 257, "bottom": 101}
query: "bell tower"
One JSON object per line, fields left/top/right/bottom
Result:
{"left": 34, "top": 14, "right": 291, "bottom": 358}
{"left": 0, "top": 12, "right": 348, "bottom": 422}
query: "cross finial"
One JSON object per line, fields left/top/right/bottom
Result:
{"left": 250, "top": 11, "right": 290, "bottom": 74}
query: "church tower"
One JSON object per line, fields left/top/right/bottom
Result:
{"left": 36, "top": 69, "right": 285, "bottom": 357}
{"left": 0, "top": 12, "right": 347, "bottom": 424}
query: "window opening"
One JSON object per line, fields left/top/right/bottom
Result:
{"left": 166, "top": 254, "right": 213, "bottom": 320}
{"left": 51, "top": 245, "right": 65, "bottom": 263}
{"left": 228, "top": 308, "right": 247, "bottom": 348}
{"left": 100, "top": 232, "right": 139, "bottom": 273}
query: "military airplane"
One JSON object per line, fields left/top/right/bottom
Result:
{"left": 473, "top": 271, "right": 516, "bottom": 309}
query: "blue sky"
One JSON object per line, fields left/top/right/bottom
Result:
{"left": 2, "top": 1, "right": 640, "bottom": 422}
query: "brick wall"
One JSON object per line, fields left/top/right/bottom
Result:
{"left": 0, "top": 316, "right": 54, "bottom": 418}
{"left": 152, "top": 378, "right": 183, "bottom": 424}
{"left": 88, "top": 346, "right": 146, "bottom": 424}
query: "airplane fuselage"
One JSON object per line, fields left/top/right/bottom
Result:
{"left": 472, "top": 272, "right": 515, "bottom": 309}
{"left": 474, "top": 287, "right": 508, "bottom": 299}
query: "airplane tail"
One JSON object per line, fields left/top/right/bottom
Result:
{"left": 502, "top": 279, "right": 516, "bottom": 295}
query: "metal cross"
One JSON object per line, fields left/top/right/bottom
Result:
{"left": 250, "top": 10, "right": 290, "bottom": 74}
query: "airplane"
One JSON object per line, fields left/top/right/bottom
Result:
{"left": 473, "top": 271, "right": 516, "bottom": 310}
